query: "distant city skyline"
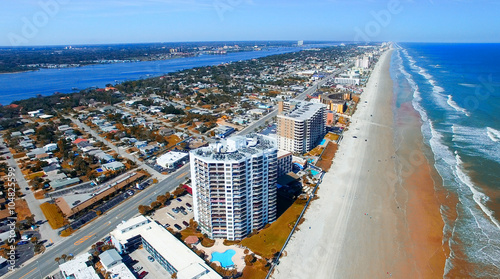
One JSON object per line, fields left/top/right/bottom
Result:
{"left": 1, "top": 0, "right": 499, "bottom": 46}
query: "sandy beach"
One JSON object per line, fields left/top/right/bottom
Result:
{"left": 272, "top": 49, "right": 446, "bottom": 279}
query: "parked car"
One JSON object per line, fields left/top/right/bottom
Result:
{"left": 164, "top": 224, "right": 170, "bottom": 228}
{"left": 174, "top": 224, "right": 182, "bottom": 230}
{"left": 176, "top": 198, "right": 182, "bottom": 202}
{"left": 182, "top": 221, "right": 189, "bottom": 227}
{"left": 127, "top": 190, "right": 134, "bottom": 195}
{"left": 147, "top": 256, "right": 154, "bottom": 262}
{"left": 139, "top": 271, "right": 148, "bottom": 278}
{"left": 187, "top": 207, "right": 193, "bottom": 212}
{"left": 180, "top": 210, "right": 187, "bottom": 216}
{"left": 185, "top": 203, "right": 192, "bottom": 208}
{"left": 134, "top": 266, "right": 143, "bottom": 272}
{"left": 18, "top": 241, "right": 29, "bottom": 245}
{"left": 179, "top": 206, "right": 185, "bottom": 211}
{"left": 25, "top": 187, "right": 30, "bottom": 191}
{"left": 172, "top": 208, "right": 179, "bottom": 213}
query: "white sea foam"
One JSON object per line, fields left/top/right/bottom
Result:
{"left": 487, "top": 127, "right": 500, "bottom": 142}
{"left": 455, "top": 153, "right": 500, "bottom": 231}
{"left": 397, "top": 48, "right": 500, "bottom": 274}
{"left": 452, "top": 124, "right": 500, "bottom": 163}
{"left": 401, "top": 51, "right": 476, "bottom": 117}
{"left": 459, "top": 83, "right": 479, "bottom": 88}
{"left": 447, "top": 95, "right": 470, "bottom": 116}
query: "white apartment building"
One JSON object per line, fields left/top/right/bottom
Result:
{"left": 334, "top": 71, "right": 361, "bottom": 85}
{"left": 277, "top": 100, "right": 326, "bottom": 154}
{"left": 189, "top": 135, "right": 278, "bottom": 240}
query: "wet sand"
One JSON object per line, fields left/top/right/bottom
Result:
{"left": 272, "top": 48, "right": 446, "bottom": 279}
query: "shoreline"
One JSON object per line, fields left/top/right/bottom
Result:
{"left": 272, "top": 48, "right": 445, "bottom": 278}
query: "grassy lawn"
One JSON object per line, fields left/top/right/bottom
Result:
{"left": 14, "top": 199, "right": 32, "bottom": 221}
{"left": 305, "top": 146, "right": 324, "bottom": 157}
{"left": 316, "top": 142, "right": 338, "bottom": 171}
{"left": 241, "top": 199, "right": 307, "bottom": 259}
{"left": 241, "top": 260, "right": 269, "bottom": 279}
{"left": 325, "top": 132, "right": 340, "bottom": 142}
{"left": 40, "top": 202, "right": 66, "bottom": 229}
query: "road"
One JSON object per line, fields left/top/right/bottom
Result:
{"left": 4, "top": 164, "right": 190, "bottom": 279}
{"left": 69, "top": 117, "right": 165, "bottom": 180}
{"left": 0, "top": 136, "right": 63, "bottom": 246}
{"left": 6, "top": 67, "right": 343, "bottom": 279}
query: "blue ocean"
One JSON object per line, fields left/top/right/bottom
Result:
{"left": 392, "top": 43, "right": 500, "bottom": 277}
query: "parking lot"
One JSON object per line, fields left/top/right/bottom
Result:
{"left": 0, "top": 229, "right": 40, "bottom": 276}
{"left": 129, "top": 247, "right": 171, "bottom": 278}
{"left": 151, "top": 195, "right": 194, "bottom": 232}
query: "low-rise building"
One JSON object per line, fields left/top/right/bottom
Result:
{"left": 50, "top": 177, "right": 80, "bottom": 190}
{"left": 156, "top": 151, "right": 189, "bottom": 169}
{"left": 216, "top": 125, "right": 235, "bottom": 138}
{"left": 110, "top": 216, "right": 222, "bottom": 279}
{"left": 58, "top": 252, "right": 99, "bottom": 279}
{"left": 102, "top": 161, "right": 125, "bottom": 171}
{"left": 43, "top": 143, "right": 58, "bottom": 152}
{"left": 100, "top": 249, "right": 125, "bottom": 270}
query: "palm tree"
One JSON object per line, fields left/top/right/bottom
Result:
{"left": 55, "top": 257, "right": 60, "bottom": 264}
{"left": 61, "top": 254, "right": 67, "bottom": 262}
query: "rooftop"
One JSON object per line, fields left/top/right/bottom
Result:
{"left": 191, "top": 134, "right": 276, "bottom": 163}
{"left": 100, "top": 249, "right": 122, "bottom": 269}
{"left": 156, "top": 151, "right": 189, "bottom": 167}
{"left": 279, "top": 100, "right": 325, "bottom": 121}
{"left": 110, "top": 216, "right": 221, "bottom": 279}
{"left": 59, "top": 252, "right": 99, "bottom": 279}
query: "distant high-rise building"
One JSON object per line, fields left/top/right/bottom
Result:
{"left": 355, "top": 56, "right": 370, "bottom": 69}
{"left": 297, "top": 40, "right": 304, "bottom": 46}
{"left": 277, "top": 100, "right": 326, "bottom": 154}
{"left": 190, "top": 135, "right": 278, "bottom": 240}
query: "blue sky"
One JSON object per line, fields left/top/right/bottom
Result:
{"left": 1, "top": 0, "right": 499, "bottom": 46}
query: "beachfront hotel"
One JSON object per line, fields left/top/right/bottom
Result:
{"left": 189, "top": 134, "right": 278, "bottom": 240}
{"left": 277, "top": 100, "right": 326, "bottom": 154}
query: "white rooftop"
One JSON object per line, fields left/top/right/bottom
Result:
{"left": 59, "top": 252, "right": 100, "bottom": 279}
{"left": 110, "top": 216, "right": 221, "bottom": 279}
{"left": 279, "top": 100, "right": 325, "bottom": 121}
{"left": 156, "top": 151, "right": 189, "bottom": 168}
{"left": 107, "top": 263, "right": 136, "bottom": 279}
{"left": 191, "top": 134, "right": 276, "bottom": 163}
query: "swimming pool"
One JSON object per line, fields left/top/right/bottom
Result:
{"left": 320, "top": 139, "right": 326, "bottom": 145}
{"left": 310, "top": 169, "right": 320, "bottom": 176}
{"left": 211, "top": 249, "right": 236, "bottom": 268}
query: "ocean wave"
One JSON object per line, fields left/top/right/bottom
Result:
{"left": 397, "top": 46, "right": 500, "bottom": 276}
{"left": 459, "top": 83, "right": 479, "bottom": 88}
{"left": 447, "top": 95, "right": 470, "bottom": 116}
{"left": 455, "top": 153, "right": 500, "bottom": 231}
{"left": 401, "top": 51, "right": 476, "bottom": 117}
{"left": 452, "top": 124, "right": 500, "bottom": 163}
{"left": 487, "top": 127, "right": 500, "bottom": 142}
